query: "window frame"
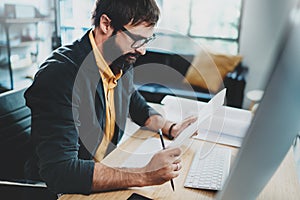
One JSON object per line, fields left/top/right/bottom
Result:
{"left": 155, "top": 0, "right": 244, "bottom": 54}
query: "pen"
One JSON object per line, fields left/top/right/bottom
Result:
{"left": 158, "top": 129, "right": 175, "bottom": 191}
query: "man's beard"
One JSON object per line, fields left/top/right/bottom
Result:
{"left": 103, "top": 36, "right": 140, "bottom": 74}
{"left": 110, "top": 53, "right": 140, "bottom": 74}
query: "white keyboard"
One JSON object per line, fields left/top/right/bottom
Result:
{"left": 184, "top": 146, "right": 231, "bottom": 190}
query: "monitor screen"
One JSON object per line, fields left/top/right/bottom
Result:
{"left": 217, "top": 2, "right": 300, "bottom": 199}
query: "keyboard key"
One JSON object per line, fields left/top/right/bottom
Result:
{"left": 184, "top": 146, "right": 231, "bottom": 191}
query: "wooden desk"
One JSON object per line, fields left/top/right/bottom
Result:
{"left": 59, "top": 129, "right": 300, "bottom": 200}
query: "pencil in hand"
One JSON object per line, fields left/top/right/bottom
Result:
{"left": 158, "top": 129, "right": 175, "bottom": 191}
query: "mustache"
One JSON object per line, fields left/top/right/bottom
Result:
{"left": 125, "top": 53, "right": 140, "bottom": 59}
{"left": 110, "top": 53, "right": 138, "bottom": 74}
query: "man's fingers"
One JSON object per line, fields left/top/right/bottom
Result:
{"left": 164, "top": 147, "right": 182, "bottom": 157}
{"left": 180, "top": 116, "right": 198, "bottom": 131}
{"left": 183, "top": 115, "right": 198, "bottom": 126}
{"left": 175, "top": 116, "right": 197, "bottom": 134}
{"left": 172, "top": 162, "right": 182, "bottom": 171}
{"left": 170, "top": 171, "right": 180, "bottom": 178}
{"left": 173, "top": 158, "right": 181, "bottom": 164}
{"left": 166, "top": 115, "right": 197, "bottom": 139}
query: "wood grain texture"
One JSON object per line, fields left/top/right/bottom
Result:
{"left": 60, "top": 130, "right": 300, "bottom": 200}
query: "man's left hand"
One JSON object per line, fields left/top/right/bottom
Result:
{"left": 168, "top": 115, "right": 198, "bottom": 139}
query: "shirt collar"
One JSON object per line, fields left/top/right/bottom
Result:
{"left": 89, "top": 30, "right": 122, "bottom": 88}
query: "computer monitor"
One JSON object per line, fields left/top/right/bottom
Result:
{"left": 217, "top": 2, "right": 300, "bottom": 200}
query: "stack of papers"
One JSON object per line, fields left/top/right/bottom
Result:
{"left": 162, "top": 89, "right": 252, "bottom": 147}
{"left": 194, "top": 106, "right": 252, "bottom": 147}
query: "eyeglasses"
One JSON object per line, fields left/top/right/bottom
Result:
{"left": 121, "top": 26, "right": 156, "bottom": 49}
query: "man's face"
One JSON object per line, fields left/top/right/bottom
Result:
{"left": 103, "top": 22, "right": 155, "bottom": 68}
{"left": 116, "top": 22, "right": 155, "bottom": 64}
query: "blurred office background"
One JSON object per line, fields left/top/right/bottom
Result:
{"left": 0, "top": 0, "right": 299, "bottom": 181}
{"left": 0, "top": 0, "right": 296, "bottom": 108}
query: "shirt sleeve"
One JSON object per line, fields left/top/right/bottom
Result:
{"left": 25, "top": 62, "right": 95, "bottom": 194}
{"left": 129, "top": 90, "right": 161, "bottom": 126}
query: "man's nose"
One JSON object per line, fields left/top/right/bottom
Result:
{"left": 135, "top": 46, "right": 146, "bottom": 55}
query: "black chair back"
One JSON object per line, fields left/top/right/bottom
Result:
{"left": 0, "top": 88, "right": 32, "bottom": 180}
{"left": 0, "top": 88, "right": 57, "bottom": 199}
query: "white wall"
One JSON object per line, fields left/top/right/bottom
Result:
{"left": 239, "top": 0, "right": 298, "bottom": 108}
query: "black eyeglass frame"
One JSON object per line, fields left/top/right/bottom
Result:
{"left": 121, "top": 26, "right": 156, "bottom": 49}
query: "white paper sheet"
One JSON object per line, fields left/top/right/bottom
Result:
{"left": 194, "top": 130, "right": 243, "bottom": 147}
{"left": 121, "top": 138, "right": 171, "bottom": 168}
{"left": 197, "top": 114, "right": 251, "bottom": 138}
{"left": 168, "top": 89, "right": 227, "bottom": 148}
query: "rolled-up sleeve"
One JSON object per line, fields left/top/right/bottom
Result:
{"left": 25, "top": 62, "right": 94, "bottom": 194}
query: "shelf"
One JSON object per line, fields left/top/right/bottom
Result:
{"left": 0, "top": 17, "right": 53, "bottom": 24}
{"left": 0, "top": 63, "right": 9, "bottom": 69}
{"left": 0, "top": 40, "right": 41, "bottom": 48}
{"left": 0, "top": 85, "right": 10, "bottom": 93}
{"left": 0, "top": 10, "right": 52, "bottom": 90}
{"left": 11, "top": 61, "right": 38, "bottom": 70}
{"left": 13, "top": 78, "right": 33, "bottom": 90}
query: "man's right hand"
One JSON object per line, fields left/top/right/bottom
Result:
{"left": 91, "top": 147, "right": 182, "bottom": 191}
{"left": 141, "top": 147, "right": 182, "bottom": 186}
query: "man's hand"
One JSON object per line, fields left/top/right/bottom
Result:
{"left": 144, "top": 115, "right": 197, "bottom": 139}
{"left": 142, "top": 147, "right": 182, "bottom": 186}
{"left": 168, "top": 115, "right": 198, "bottom": 139}
{"left": 92, "top": 147, "right": 182, "bottom": 191}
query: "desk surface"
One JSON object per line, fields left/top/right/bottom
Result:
{"left": 60, "top": 129, "right": 300, "bottom": 200}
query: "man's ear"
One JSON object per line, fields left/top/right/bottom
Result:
{"left": 99, "top": 14, "right": 112, "bottom": 34}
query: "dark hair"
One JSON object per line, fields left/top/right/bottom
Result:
{"left": 91, "top": 0, "right": 160, "bottom": 30}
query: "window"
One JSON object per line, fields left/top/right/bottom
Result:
{"left": 59, "top": 0, "right": 94, "bottom": 44}
{"left": 152, "top": 0, "right": 243, "bottom": 55}
{"left": 58, "top": 0, "right": 243, "bottom": 54}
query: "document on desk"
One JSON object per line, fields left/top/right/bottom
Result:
{"left": 193, "top": 105, "right": 252, "bottom": 147}
{"left": 168, "top": 88, "right": 227, "bottom": 148}
{"left": 161, "top": 89, "right": 252, "bottom": 148}
{"left": 121, "top": 138, "right": 171, "bottom": 168}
